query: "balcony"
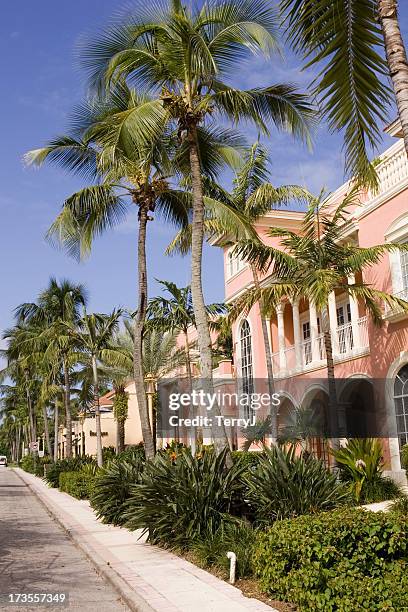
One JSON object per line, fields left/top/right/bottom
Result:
{"left": 367, "top": 139, "right": 408, "bottom": 206}
{"left": 271, "top": 316, "right": 370, "bottom": 378}
{"left": 384, "top": 289, "right": 408, "bottom": 322}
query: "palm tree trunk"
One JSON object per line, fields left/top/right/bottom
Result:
{"left": 378, "top": 0, "right": 408, "bottom": 156}
{"left": 16, "top": 424, "right": 21, "bottom": 463}
{"left": 54, "top": 397, "right": 60, "bottom": 462}
{"left": 62, "top": 356, "right": 72, "bottom": 458}
{"left": 92, "top": 354, "right": 103, "bottom": 467}
{"left": 188, "top": 126, "right": 231, "bottom": 454}
{"left": 134, "top": 204, "right": 155, "bottom": 459}
{"left": 117, "top": 419, "right": 125, "bottom": 454}
{"left": 42, "top": 404, "right": 52, "bottom": 457}
{"left": 24, "top": 370, "right": 36, "bottom": 447}
{"left": 251, "top": 264, "right": 277, "bottom": 441}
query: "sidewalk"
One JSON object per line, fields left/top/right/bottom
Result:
{"left": 15, "top": 468, "right": 276, "bottom": 612}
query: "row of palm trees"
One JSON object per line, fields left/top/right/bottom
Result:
{"left": 10, "top": 0, "right": 408, "bottom": 459}
{"left": 0, "top": 277, "right": 228, "bottom": 465}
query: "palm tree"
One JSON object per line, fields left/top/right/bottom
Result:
{"left": 25, "top": 84, "right": 192, "bottom": 460}
{"left": 281, "top": 0, "right": 408, "bottom": 185}
{"left": 15, "top": 278, "right": 87, "bottom": 458}
{"left": 101, "top": 318, "right": 182, "bottom": 451}
{"left": 168, "top": 143, "right": 309, "bottom": 437}
{"left": 146, "top": 279, "right": 225, "bottom": 390}
{"left": 80, "top": 0, "right": 314, "bottom": 452}
{"left": 1, "top": 324, "right": 41, "bottom": 451}
{"left": 62, "top": 309, "right": 124, "bottom": 467}
{"left": 232, "top": 188, "right": 408, "bottom": 444}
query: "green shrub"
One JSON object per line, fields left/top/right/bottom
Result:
{"left": 20, "top": 454, "right": 36, "bottom": 473}
{"left": 45, "top": 456, "right": 95, "bottom": 487}
{"left": 253, "top": 508, "right": 408, "bottom": 611}
{"left": 102, "top": 446, "right": 116, "bottom": 462}
{"left": 401, "top": 444, "right": 408, "bottom": 472}
{"left": 231, "top": 450, "right": 263, "bottom": 470}
{"left": 90, "top": 456, "right": 144, "bottom": 525}
{"left": 191, "top": 519, "right": 256, "bottom": 579}
{"left": 116, "top": 443, "right": 145, "bottom": 463}
{"left": 244, "top": 445, "right": 348, "bottom": 523}
{"left": 359, "top": 474, "right": 401, "bottom": 504}
{"left": 123, "top": 448, "right": 245, "bottom": 548}
{"left": 390, "top": 495, "right": 408, "bottom": 517}
{"left": 59, "top": 470, "right": 95, "bottom": 499}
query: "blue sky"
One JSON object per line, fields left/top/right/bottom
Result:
{"left": 0, "top": 0, "right": 407, "bottom": 342}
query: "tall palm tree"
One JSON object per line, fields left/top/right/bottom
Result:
{"left": 146, "top": 279, "right": 225, "bottom": 390}
{"left": 232, "top": 188, "right": 408, "bottom": 444}
{"left": 101, "top": 318, "right": 182, "bottom": 450}
{"left": 15, "top": 278, "right": 87, "bottom": 458}
{"left": 62, "top": 309, "right": 124, "bottom": 467}
{"left": 25, "top": 84, "right": 192, "bottom": 459}
{"left": 80, "top": 0, "right": 314, "bottom": 452}
{"left": 281, "top": 0, "right": 408, "bottom": 185}
{"left": 1, "top": 324, "right": 41, "bottom": 451}
{"left": 168, "top": 143, "right": 309, "bottom": 437}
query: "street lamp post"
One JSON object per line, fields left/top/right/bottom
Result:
{"left": 145, "top": 373, "right": 156, "bottom": 443}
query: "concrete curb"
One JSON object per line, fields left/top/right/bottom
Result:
{"left": 14, "top": 468, "right": 154, "bottom": 612}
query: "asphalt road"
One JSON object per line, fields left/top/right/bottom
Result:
{"left": 0, "top": 467, "right": 129, "bottom": 611}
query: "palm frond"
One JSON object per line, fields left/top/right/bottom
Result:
{"left": 46, "top": 185, "right": 129, "bottom": 260}
{"left": 281, "top": 0, "right": 392, "bottom": 187}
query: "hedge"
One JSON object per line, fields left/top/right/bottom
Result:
{"left": 59, "top": 470, "right": 95, "bottom": 500}
{"left": 253, "top": 507, "right": 408, "bottom": 611}
{"left": 44, "top": 456, "right": 95, "bottom": 487}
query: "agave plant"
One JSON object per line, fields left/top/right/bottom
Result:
{"left": 244, "top": 445, "right": 348, "bottom": 522}
{"left": 90, "top": 455, "right": 145, "bottom": 526}
{"left": 123, "top": 448, "right": 245, "bottom": 548}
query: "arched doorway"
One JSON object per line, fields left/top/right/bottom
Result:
{"left": 394, "top": 364, "right": 408, "bottom": 450}
{"left": 339, "top": 377, "right": 376, "bottom": 438}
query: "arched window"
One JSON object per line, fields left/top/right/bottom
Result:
{"left": 394, "top": 364, "right": 408, "bottom": 449}
{"left": 240, "top": 320, "right": 254, "bottom": 397}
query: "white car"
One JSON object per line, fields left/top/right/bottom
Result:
{"left": 0, "top": 456, "right": 7, "bottom": 467}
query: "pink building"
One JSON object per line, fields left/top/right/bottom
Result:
{"left": 222, "top": 122, "right": 408, "bottom": 484}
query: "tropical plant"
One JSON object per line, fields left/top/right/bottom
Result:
{"left": 123, "top": 448, "right": 246, "bottom": 547}
{"left": 147, "top": 280, "right": 225, "bottom": 390}
{"left": 280, "top": 0, "right": 408, "bottom": 186}
{"left": 90, "top": 455, "right": 145, "bottom": 525}
{"left": 277, "top": 405, "right": 327, "bottom": 451}
{"left": 240, "top": 416, "right": 273, "bottom": 451}
{"left": 61, "top": 309, "right": 124, "bottom": 466}
{"left": 14, "top": 278, "right": 87, "bottom": 458}
{"left": 244, "top": 445, "right": 348, "bottom": 523}
{"left": 233, "top": 189, "right": 408, "bottom": 443}
{"left": 25, "top": 83, "right": 190, "bottom": 460}
{"left": 331, "top": 438, "right": 401, "bottom": 503}
{"left": 101, "top": 317, "right": 183, "bottom": 450}
{"left": 81, "top": 0, "right": 314, "bottom": 453}
{"left": 168, "top": 143, "right": 309, "bottom": 438}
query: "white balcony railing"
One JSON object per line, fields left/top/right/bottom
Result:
{"left": 368, "top": 140, "right": 408, "bottom": 201}
{"left": 271, "top": 316, "right": 370, "bottom": 378}
{"left": 384, "top": 288, "right": 408, "bottom": 321}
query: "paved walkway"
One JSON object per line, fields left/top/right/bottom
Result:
{"left": 0, "top": 467, "right": 128, "bottom": 611}
{"left": 14, "top": 468, "right": 275, "bottom": 612}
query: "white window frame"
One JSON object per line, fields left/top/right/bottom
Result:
{"left": 385, "top": 213, "right": 408, "bottom": 298}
